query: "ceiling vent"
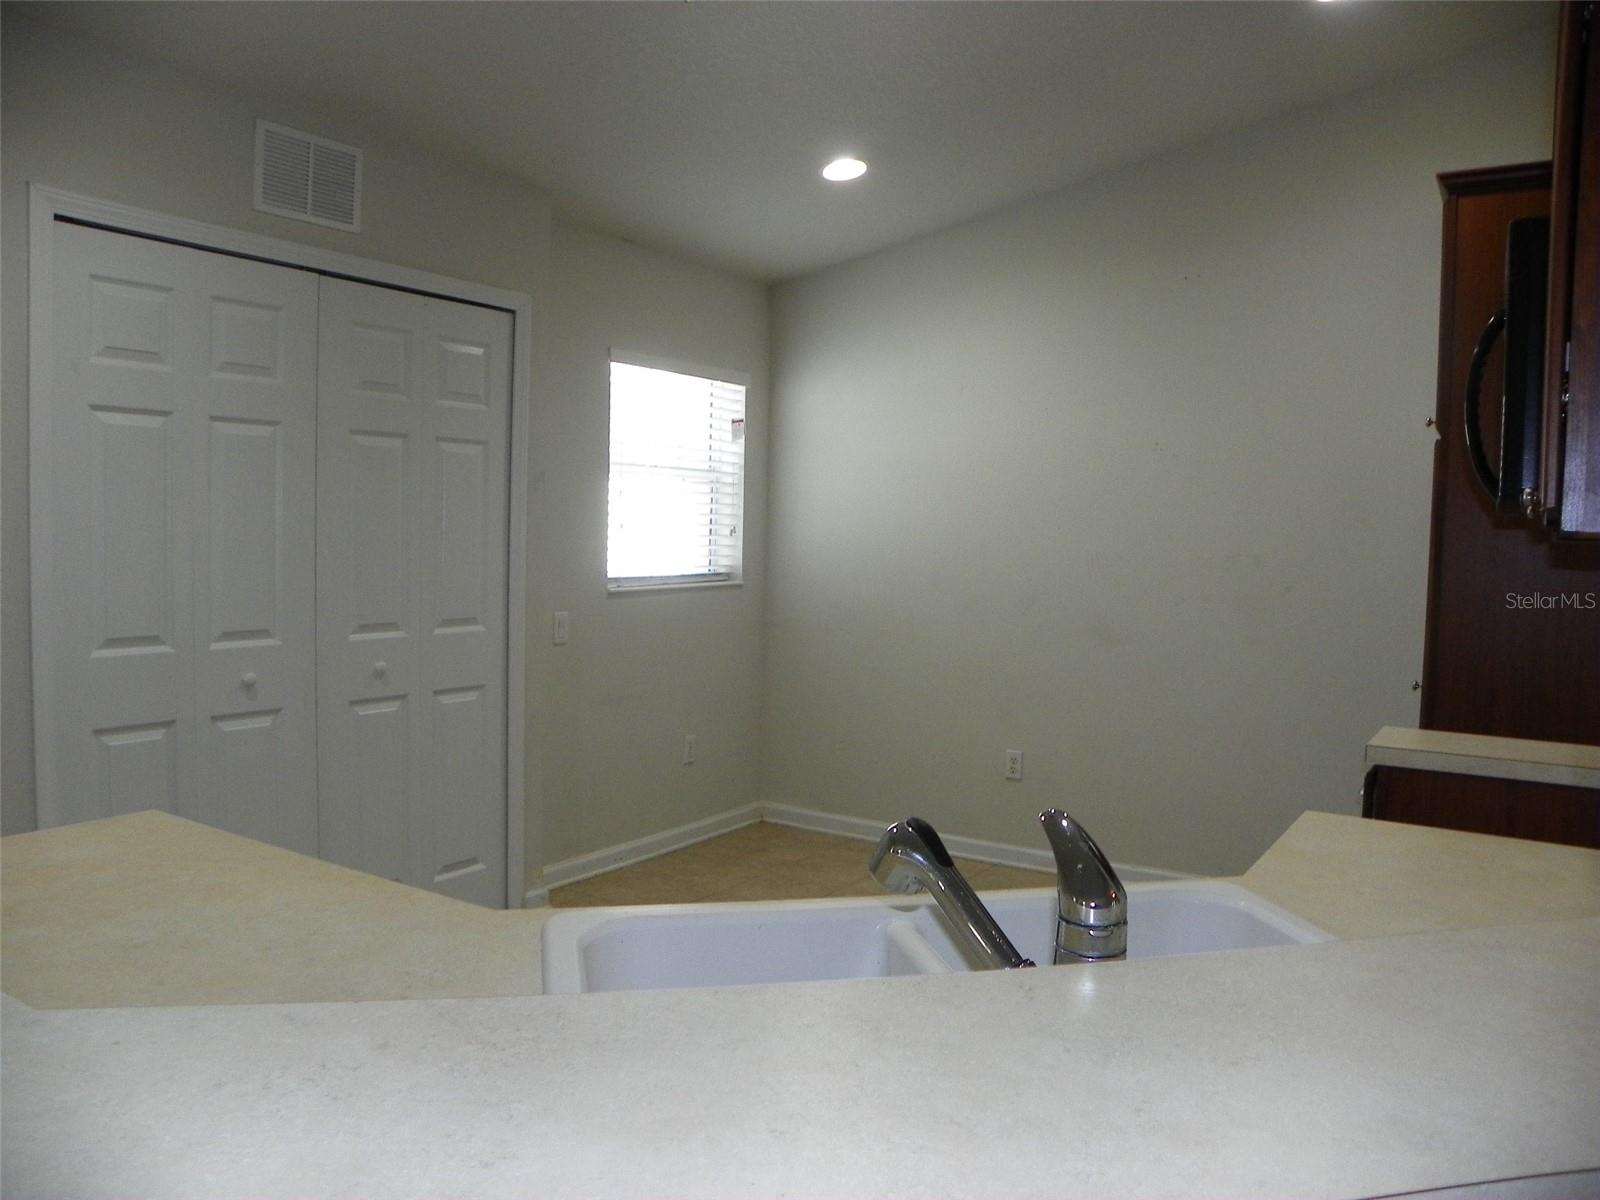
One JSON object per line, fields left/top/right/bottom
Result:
{"left": 254, "top": 120, "right": 362, "bottom": 232}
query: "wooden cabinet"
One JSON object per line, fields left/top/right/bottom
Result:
{"left": 1398, "top": 151, "right": 1600, "bottom": 849}
{"left": 1543, "top": 1, "right": 1600, "bottom": 534}
{"left": 1420, "top": 165, "right": 1600, "bottom": 750}
{"left": 1366, "top": 766, "right": 1600, "bottom": 849}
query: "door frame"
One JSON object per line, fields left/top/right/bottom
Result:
{"left": 29, "top": 183, "right": 532, "bottom": 908}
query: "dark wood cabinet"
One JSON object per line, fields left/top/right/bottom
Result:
{"left": 1543, "top": 1, "right": 1600, "bottom": 535}
{"left": 1421, "top": 165, "right": 1600, "bottom": 749}
{"left": 1393, "top": 157, "right": 1600, "bottom": 849}
{"left": 1366, "top": 766, "right": 1600, "bottom": 849}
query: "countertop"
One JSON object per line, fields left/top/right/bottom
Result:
{"left": 4, "top": 810, "right": 1600, "bottom": 1198}
{"left": 1, "top": 811, "right": 547, "bottom": 1007}
{"left": 1239, "top": 810, "right": 1600, "bottom": 938}
{"left": 10, "top": 809, "right": 1600, "bottom": 1009}
{"left": 1363, "top": 725, "right": 1600, "bottom": 790}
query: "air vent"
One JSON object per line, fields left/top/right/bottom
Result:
{"left": 254, "top": 120, "right": 361, "bottom": 232}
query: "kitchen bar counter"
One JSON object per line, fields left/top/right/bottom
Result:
{"left": 8, "top": 809, "right": 1600, "bottom": 1010}
{"left": 4, "top": 918, "right": 1597, "bottom": 1199}
{"left": 4, "top": 810, "right": 1600, "bottom": 1198}
{"left": 1240, "top": 809, "right": 1600, "bottom": 938}
{"left": 0, "top": 811, "right": 548, "bottom": 1008}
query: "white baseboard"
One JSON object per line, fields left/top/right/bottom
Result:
{"left": 759, "top": 802, "right": 1187, "bottom": 882}
{"left": 531, "top": 803, "right": 762, "bottom": 900}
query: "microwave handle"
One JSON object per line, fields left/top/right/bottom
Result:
{"left": 1462, "top": 306, "right": 1505, "bottom": 502}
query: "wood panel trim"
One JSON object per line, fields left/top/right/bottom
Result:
{"left": 1437, "top": 161, "right": 1552, "bottom": 198}
{"left": 1417, "top": 181, "right": 1463, "bottom": 731}
{"left": 1543, "top": 3, "right": 1587, "bottom": 527}
{"left": 1559, "top": 3, "right": 1600, "bottom": 534}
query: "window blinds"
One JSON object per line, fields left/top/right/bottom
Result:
{"left": 607, "top": 360, "right": 746, "bottom": 586}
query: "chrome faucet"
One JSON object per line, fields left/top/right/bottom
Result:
{"left": 868, "top": 817, "right": 1034, "bottom": 970}
{"left": 868, "top": 809, "right": 1126, "bottom": 970}
{"left": 1039, "top": 808, "right": 1126, "bottom": 963}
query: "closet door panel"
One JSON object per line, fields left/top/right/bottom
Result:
{"left": 40, "top": 223, "right": 317, "bottom": 849}
{"left": 418, "top": 298, "right": 509, "bottom": 906}
{"left": 47, "top": 226, "right": 197, "bottom": 824}
{"left": 316, "top": 280, "right": 425, "bottom": 884}
{"left": 317, "top": 278, "right": 509, "bottom": 905}
{"left": 191, "top": 253, "right": 319, "bottom": 856}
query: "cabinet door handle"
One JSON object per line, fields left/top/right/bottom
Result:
{"left": 241, "top": 672, "right": 258, "bottom": 689}
{"left": 374, "top": 661, "right": 389, "bottom": 677}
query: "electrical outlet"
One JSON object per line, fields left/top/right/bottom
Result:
{"left": 682, "top": 734, "right": 696, "bottom": 766}
{"left": 1004, "top": 749, "right": 1023, "bottom": 781}
{"left": 553, "top": 611, "right": 570, "bottom": 645}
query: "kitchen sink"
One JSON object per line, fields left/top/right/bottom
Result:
{"left": 540, "top": 880, "right": 1332, "bottom": 994}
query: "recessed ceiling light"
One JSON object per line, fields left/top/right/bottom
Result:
{"left": 822, "top": 157, "right": 868, "bottom": 182}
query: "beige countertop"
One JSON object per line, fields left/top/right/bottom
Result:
{"left": 4, "top": 809, "right": 1600, "bottom": 1198}
{"left": 1, "top": 811, "right": 548, "bottom": 1008}
{"left": 6, "top": 807, "right": 1600, "bottom": 1010}
{"left": 1240, "top": 810, "right": 1600, "bottom": 938}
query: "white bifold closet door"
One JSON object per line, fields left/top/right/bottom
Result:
{"left": 40, "top": 222, "right": 320, "bottom": 852}
{"left": 315, "top": 277, "right": 510, "bottom": 908}
{"left": 38, "top": 224, "right": 512, "bottom": 907}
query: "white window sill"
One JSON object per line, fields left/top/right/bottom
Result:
{"left": 606, "top": 578, "right": 744, "bottom": 596}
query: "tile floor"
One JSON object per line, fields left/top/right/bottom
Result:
{"left": 547, "top": 820, "right": 1053, "bottom": 907}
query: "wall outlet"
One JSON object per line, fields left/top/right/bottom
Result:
{"left": 682, "top": 734, "right": 696, "bottom": 766}
{"left": 1004, "top": 749, "right": 1024, "bottom": 781}
{"left": 553, "top": 611, "right": 570, "bottom": 645}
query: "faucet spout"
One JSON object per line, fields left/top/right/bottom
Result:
{"left": 869, "top": 817, "right": 1034, "bottom": 971}
{"left": 1038, "top": 809, "right": 1127, "bottom": 963}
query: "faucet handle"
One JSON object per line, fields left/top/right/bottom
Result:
{"left": 1039, "top": 808, "right": 1127, "bottom": 961}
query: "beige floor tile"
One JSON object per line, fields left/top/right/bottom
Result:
{"left": 818, "top": 875, "right": 882, "bottom": 898}
{"left": 546, "top": 821, "right": 1051, "bottom": 909}
{"left": 757, "top": 826, "right": 871, "bottom": 863}
{"left": 673, "top": 824, "right": 768, "bottom": 860}
{"left": 550, "top": 859, "right": 720, "bottom": 908}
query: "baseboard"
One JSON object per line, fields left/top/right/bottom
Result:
{"left": 759, "top": 802, "right": 1188, "bottom": 882}
{"left": 534, "top": 803, "right": 762, "bottom": 897}
{"left": 525, "top": 799, "right": 1186, "bottom": 905}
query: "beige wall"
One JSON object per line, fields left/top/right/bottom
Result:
{"left": 0, "top": 17, "right": 769, "bottom": 891}
{"left": 538, "top": 221, "right": 768, "bottom": 865}
{"left": 762, "top": 28, "right": 1558, "bottom": 876}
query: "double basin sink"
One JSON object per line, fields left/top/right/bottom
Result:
{"left": 541, "top": 880, "right": 1332, "bottom": 994}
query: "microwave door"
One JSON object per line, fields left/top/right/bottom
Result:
{"left": 1462, "top": 216, "right": 1549, "bottom": 515}
{"left": 1499, "top": 216, "right": 1549, "bottom": 512}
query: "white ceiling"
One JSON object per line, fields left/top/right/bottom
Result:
{"left": 18, "top": 1, "right": 1551, "bottom": 281}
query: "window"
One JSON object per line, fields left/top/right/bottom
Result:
{"left": 607, "top": 356, "right": 748, "bottom": 589}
